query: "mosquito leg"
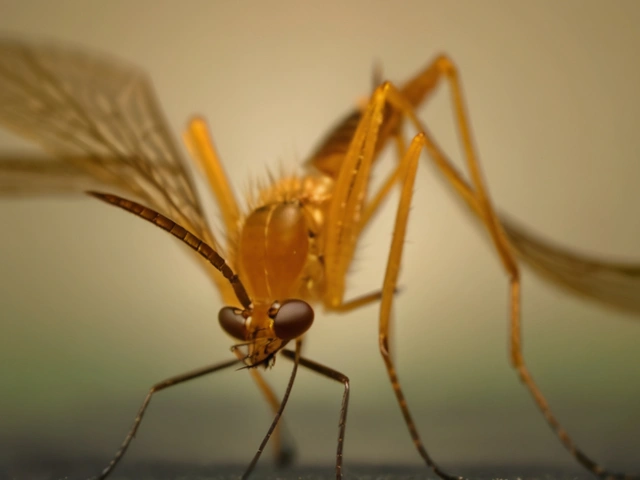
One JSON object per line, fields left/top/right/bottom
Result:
{"left": 378, "top": 55, "right": 638, "bottom": 480}
{"left": 234, "top": 341, "right": 298, "bottom": 468}
{"left": 180, "top": 116, "right": 257, "bottom": 305}
{"left": 323, "top": 82, "right": 464, "bottom": 480}
{"left": 241, "top": 338, "right": 302, "bottom": 480}
{"left": 358, "top": 130, "right": 408, "bottom": 233}
{"left": 309, "top": 56, "right": 479, "bottom": 217}
{"left": 281, "top": 348, "right": 350, "bottom": 480}
{"left": 307, "top": 55, "right": 466, "bottom": 192}
{"left": 90, "top": 358, "right": 240, "bottom": 480}
{"left": 364, "top": 71, "right": 639, "bottom": 478}
{"left": 331, "top": 290, "right": 384, "bottom": 312}
{"left": 378, "top": 132, "right": 463, "bottom": 480}
{"left": 183, "top": 117, "right": 240, "bottom": 241}
{"left": 345, "top": 64, "right": 638, "bottom": 479}
{"left": 429, "top": 55, "right": 639, "bottom": 480}
{"left": 246, "top": 368, "right": 297, "bottom": 467}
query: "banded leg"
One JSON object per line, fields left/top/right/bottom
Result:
{"left": 281, "top": 349, "right": 350, "bottom": 480}
{"left": 90, "top": 358, "right": 240, "bottom": 480}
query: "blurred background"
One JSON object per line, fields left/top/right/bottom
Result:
{"left": 0, "top": 0, "right": 639, "bottom": 477}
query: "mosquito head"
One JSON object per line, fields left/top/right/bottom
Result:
{"left": 219, "top": 299, "right": 313, "bottom": 367}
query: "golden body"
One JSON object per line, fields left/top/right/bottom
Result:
{"left": 236, "top": 175, "right": 331, "bottom": 364}
{"left": 1, "top": 40, "right": 638, "bottom": 480}
{"left": 238, "top": 176, "right": 331, "bottom": 306}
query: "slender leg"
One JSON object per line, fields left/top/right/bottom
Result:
{"left": 309, "top": 54, "right": 636, "bottom": 477}
{"left": 241, "top": 338, "right": 302, "bottom": 480}
{"left": 247, "top": 368, "right": 297, "bottom": 467}
{"left": 323, "top": 82, "right": 405, "bottom": 306}
{"left": 322, "top": 79, "right": 459, "bottom": 308}
{"left": 410, "top": 56, "right": 638, "bottom": 480}
{"left": 308, "top": 57, "right": 478, "bottom": 216}
{"left": 377, "top": 132, "right": 462, "bottom": 480}
{"left": 90, "top": 358, "right": 240, "bottom": 480}
{"left": 323, "top": 81, "right": 463, "bottom": 480}
{"left": 358, "top": 130, "right": 408, "bottom": 233}
{"left": 331, "top": 290, "right": 384, "bottom": 312}
{"left": 181, "top": 117, "right": 245, "bottom": 306}
{"left": 327, "top": 72, "right": 639, "bottom": 478}
{"left": 281, "top": 349, "right": 350, "bottom": 480}
{"left": 183, "top": 117, "right": 240, "bottom": 242}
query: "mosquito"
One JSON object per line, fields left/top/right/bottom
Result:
{"left": 1, "top": 39, "right": 638, "bottom": 480}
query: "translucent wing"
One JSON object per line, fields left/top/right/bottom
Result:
{"left": 0, "top": 156, "right": 99, "bottom": 195}
{"left": 0, "top": 38, "right": 235, "bottom": 303}
{"left": 501, "top": 217, "right": 640, "bottom": 316}
{"left": 0, "top": 155, "right": 183, "bottom": 196}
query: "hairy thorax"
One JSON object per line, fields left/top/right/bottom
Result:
{"left": 235, "top": 173, "right": 334, "bottom": 307}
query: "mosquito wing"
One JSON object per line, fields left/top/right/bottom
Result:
{"left": 0, "top": 156, "right": 100, "bottom": 195}
{"left": 0, "top": 155, "right": 187, "bottom": 196}
{"left": 500, "top": 217, "right": 640, "bottom": 316}
{"left": 0, "top": 38, "right": 236, "bottom": 304}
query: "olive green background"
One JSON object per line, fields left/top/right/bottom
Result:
{"left": 0, "top": 0, "right": 639, "bottom": 475}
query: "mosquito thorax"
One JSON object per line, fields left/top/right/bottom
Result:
{"left": 237, "top": 202, "right": 310, "bottom": 301}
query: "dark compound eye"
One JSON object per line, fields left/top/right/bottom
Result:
{"left": 218, "top": 307, "right": 247, "bottom": 340}
{"left": 272, "top": 299, "right": 314, "bottom": 340}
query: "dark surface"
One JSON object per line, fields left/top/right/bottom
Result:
{"left": 1, "top": 460, "right": 618, "bottom": 480}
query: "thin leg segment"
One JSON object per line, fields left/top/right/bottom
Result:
{"left": 241, "top": 339, "right": 303, "bottom": 480}
{"left": 91, "top": 358, "right": 240, "bottom": 480}
{"left": 183, "top": 117, "right": 241, "bottom": 243}
{"left": 415, "top": 56, "right": 638, "bottom": 480}
{"left": 358, "top": 130, "right": 408, "bottom": 234}
{"left": 246, "top": 368, "right": 297, "bottom": 467}
{"left": 378, "top": 132, "right": 461, "bottom": 480}
{"left": 179, "top": 117, "right": 244, "bottom": 306}
{"left": 373, "top": 57, "right": 638, "bottom": 480}
{"left": 281, "top": 349, "right": 350, "bottom": 480}
{"left": 323, "top": 81, "right": 463, "bottom": 480}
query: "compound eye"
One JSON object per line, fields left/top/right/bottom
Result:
{"left": 218, "top": 307, "right": 247, "bottom": 340}
{"left": 272, "top": 299, "right": 314, "bottom": 340}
